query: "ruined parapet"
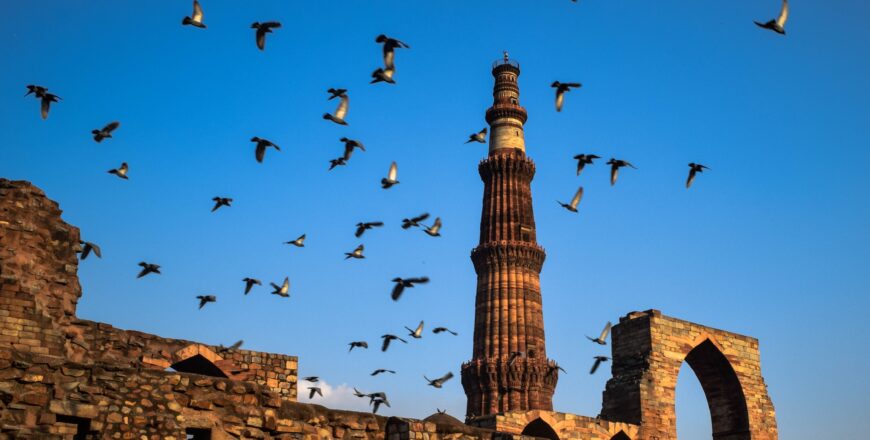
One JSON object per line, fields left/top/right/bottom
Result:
{"left": 0, "top": 179, "right": 82, "bottom": 358}
{"left": 469, "top": 410, "right": 639, "bottom": 440}
{"left": 599, "top": 310, "right": 778, "bottom": 440}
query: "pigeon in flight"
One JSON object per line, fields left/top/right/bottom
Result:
{"left": 92, "top": 121, "right": 120, "bottom": 143}
{"left": 371, "top": 398, "right": 387, "bottom": 414}
{"left": 181, "top": 0, "right": 206, "bottom": 28}
{"left": 270, "top": 277, "right": 290, "bottom": 298}
{"left": 686, "top": 163, "right": 710, "bottom": 189}
{"left": 401, "top": 213, "right": 430, "bottom": 229}
{"left": 28, "top": 88, "right": 61, "bottom": 120}
{"left": 586, "top": 321, "right": 612, "bottom": 345}
{"left": 370, "top": 67, "right": 396, "bottom": 85}
{"left": 432, "top": 327, "right": 458, "bottom": 336}
{"left": 424, "top": 372, "right": 454, "bottom": 388}
{"left": 137, "top": 262, "right": 161, "bottom": 278}
{"left": 79, "top": 241, "right": 102, "bottom": 260}
{"left": 323, "top": 90, "right": 349, "bottom": 125}
{"left": 371, "top": 369, "right": 396, "bottom": 376}
{"left": 303, "top": 376, "right": 319, "bottom": 383}
{"left": 355, "top": 221, "right": 384, "bottom": 238}
{"left": 340, "top": 137, "right": 366, "bottom": 157}
{"left": 547, "top": 363, "right": 567, "bottom": 376}
{"left": 423, "top": 218, "right": 442, "bottom": 237}
{"left": 754, "top": 0, "right": 789, "bottom": 35}
{"left": 573, "top": 154, "right": 600, "bottom": 176}
{"left": 242, "top": 278, "right": 261, "bottom": 295}
{"left": 606, "top": 158, "right": 637, "bottom": 186}
{"left": 465, "top": 128, "right": 487, "bottom": 144}
{"left": 348, "top": 341, "right": 369, "bottom": 352}
{"left": 345, "top": 244, "right": 365, "bottom": 260}
{"left": 590, "top": 356, "right": 611, "bottom": 374}
{"left": 328, "top": 158, "right": 346, "bottom": 170}
{"left": 211, "top": 197, "right": 232, "bottom": 212}
{"left": 327, "top": 88, "right": 347, "bottom": 100}
{"left": 108, "top": 162, "right": 129, "bottom": 180}
{"left": 307, "top": 387, "right": 323, "bottom": 399}
{"left": 217, "top": 340, "right": 243, "bottom": 353}
{"left": 390, "top": 277, "right": 430, "bottom": 301}
{"left": 381, "top": 161, "right": 399, "bottom": 188}
{"left": 285, "top": 234, "right": 306, "bottom": 247}
{"left": 251, "top": 137, "right": 280, "bottom": 163}
{"left": 381, "top": 334, "right": 407, "bottom": 352}
{"left": 251, "top": 21, "right": 281, "bottom": 50}
{"left": 375, "top": 34, "right": 410, "bottom": 70}
{"left": 24, "top": 85, "right": 48, "bottom": 98}
{"left": 557, "top": 187, "right": 583, "bottom": 213}
{"left": 508, "top": 351, "right": 525, "bottom": 367}
{"left": 405, "top": 321, "right": 424, "bottom": 339}
{"left": 551, "top": 81, "right": 582, "bottom": 112}
{"left": 196, "top": 295, "right": 216, "bottom": 309}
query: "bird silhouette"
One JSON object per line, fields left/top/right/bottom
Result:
{"left": 424, "top": 372, "right": 454, "bottom": 388}
{"left": 465, "top": 128, "right": 487, "bottom": 144}
{"left": 181, "top": 0, "right": 206, "bottom": 28}
{"left": 340, "top": 137, "right": 366, "bottom": 159}
{"left": 606, "top": 158, "right": 637, "bottom": 186}
{"left": 557, "top": 187, "right": 583, "bottom": 213}
{"left": 508, "top": 351, "right": 525, "bottom": 367}
{"left": 754, "top": 0, "right": 789, "bottom": 35}
{"left": 401, "top": 213, "right": 430, "bottom": 229}
{"left": 573, "top": 154, "right": 600, "bottom": 176}
{"left": 217, "top": 340, "right": 243, "bottom": 353}
{"left": 307, "top": 387, "right": 323, "bottom": 399}
{"left": 251, "top": 21, "right": 281, "bottom": 50}
{"left": 551, "top": 81, "right": 582, "bottom": 112}
{"left": 381, "top": 334, "right": 407, "bottom": 352}
{"left": 370, "top": 67, "right": 396, "bottom": 85}
{"left": 92, "top": 121, "right": 120, "bottom": 143}
{"left": 285, "top": 234, "right": 306, "bottom": 247}
{"left": 251, "top": 137, "right": 280, "bottom": 163}
{"left": 375, "top": 34, "right": 410, "bottom": 70}
{"left": 137, "top": 262, "right": 161, "bottom": 278}
{"left": 381, "top": 162, "right": 399, "bottom": 188}
{"left": 371, "top": 369, "right": 396, "bottom": 376}
{"left": 270, "top": 277, "right": 290, "bottom": 298}
{"left": 242, "top": 278, "right": 261, "bottom": 295}
{"left": 345, "top": 244, "right": 365, "bottom": 260}
{"left": 355, "top": 221, "right": 384, "bottom": 238}
{"left": 323, "top": 90, "right": 349, "bottom": 125}
{"left": 196, "top": 295, "right": 216, "bottom": 309}
{"left": 590, "top": 356, "right": 611, "bottom": 374}
{"left": 328, "top": 158, "right": 347, "bottom": 170}
{"left": 211, "top": 197, "right": 232, "bottom": 212}
{"left": 432, "top": 327, "right": 458, "bottom": 336}
{"left": 405, "top": 321, "right": 424, "bottom": 339}
{"left": 36, "top": 92, "right": 61, "bottom": 120}
{"left": 423, "top": 218, "right": 442, "bottom": 237}
{"left": 586, "top": 321, "right": 612, "bottom": 345}
{"left": 348, "top": 341, "right": 368, "bottom": 352}
{"left": 108, "top": 162, "right": 129, "bottom": 180}
{"left": 24, "top": 85, "right": 48, "bottom": 98}
{"left": 303, "top": 376, "right": 319, "bottom": 383}
{"left": 79, "top": 241, "right": 102, "bottom": 260}
{"left": 327, "top": 88, "right": 347, "bottom": 100}
{"left": 686, "top": 163, "right": 710, "bottom": 189}
{"left": 390, "top": 277, "right": 430, "bottom": 301}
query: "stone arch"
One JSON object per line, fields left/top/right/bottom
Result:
{"left": 521, "top": 418, "right": 559, "bottom": 440}
{"left": 169, "top": 344, "right": 232, "bottom": 378}
{"left": 681, "top": 338, "right": 749, "bottom": 438}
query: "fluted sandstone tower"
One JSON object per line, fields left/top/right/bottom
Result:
{"left": 461, "top": 56, "right": 558, "bottom": 417}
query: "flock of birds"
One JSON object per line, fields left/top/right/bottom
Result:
{"left": 21, "top": 0, "right": 791, "bottom": 417}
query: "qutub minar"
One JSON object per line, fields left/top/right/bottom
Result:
{"left": 0, "top": 56, "right": 778, "bottom": 439}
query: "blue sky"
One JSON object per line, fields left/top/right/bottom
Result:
{"left": 2, "top": 1, "right": 869, "bottom": 438}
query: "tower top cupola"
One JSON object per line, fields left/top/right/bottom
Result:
{"left": 486, "top": 52, "right": 528, "bottom": 154}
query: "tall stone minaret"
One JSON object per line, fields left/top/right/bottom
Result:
{"left": 461, "top": 54, "right": 558, "bottom": 417}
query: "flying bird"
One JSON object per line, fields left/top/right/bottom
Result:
{"left": 32, "top": 92, "right": 61, "bottom": 120}
{"left": 423, "top": 218, "right": 442, "bottom": 237}
{"left": 345, "top": 244, "right": 365, "bottom": 260}
{"left": 285, "top": 234, "right": 306, "bottom": 247}
{"left": 78, "top": 241, "right": 102, "bottom": 260}
{"left": 137, "top": 262, "right": 161, "bottom": 278}
{"left": 547, "top": 363, "right": 567, "bottom": 376}
{"left": 217, "top": 340, "right": 243, "bottom": 353}
{"left": 508, "top": 351, "right": 524, "bottom": 367}
{"left": 348, "top": 341, "right": 369, "bottom": 352}
{"left": 606, "top": 158, "right": 637, "bottom": 186}
{"left": 424, "top": 372, "right": 454, "bottom": 388}
{"left": 551, "top": 81, "right": 582, "bottom": 112}
{"left": 307, "top": 387, "right": 323, "bottom": 399}
{"left": 381, "top": 161, "right": 399, "bottom": 188}
{"left": 557, "top": 187, "right": 583, "bottom": 213}
{"left": 590, "top": 356, "right": 611, "bottom": 375}
{"left": 251, "top": 137, "right": 280, "bottom": 163}
{"left": 340, "top": 137, "right": 366, "bottom": 158}
{"left": 371, "top": 398, "right": 387, "bottom": 414}
{"left": 181, "top": 0, "right": 206, "bottom": 28}
{"left": 107, "top": 162, "right": 129, "bottom": 180}
{"left": 303, "top": 376, "right": 319, "bottom": 383}
{"left": 465, "top": 128, "right": 487, "bottom": 144}
{"left": 370, "top": 67, "right": 396, "bottom": 85}
{"left": 686, "top": 163, "right": 710, "bottom": 189}
{"left": 92, "top": 121, "right": 120, "bottom": 143}
{"left": 375, "top": 34, "right": 410, "bottom": 70}
{"left": 754, "top": 0, "right": 789, "bottom": 35}
{"left": 270, "top": 277, "right": 290, "bottom": 298}
{"left": 196, "top": 295, "right": 216, "bottom": 309}
{"left": 328, "top": 158, "right": 347, "bottom": 170}
{"left": 586, "top": 321, "right": 612, "bottom": 345}
{"left": 401, "top": 213, "right": 430, "bottom": 229}
{"left": 327, "top": 88, "right": 347, "bottom": 100}
{"left": 405, "top": 321, "right": 424, "bottom": 339}
{"left": 573, "top": 154, "right": 600, "bottom": 176}
{"left": 323, "top": 90, "right": 349, "bottom": 125}
{"left": 370, "top": 369, "right": 396, "bottom": 376}
{"left": 381, "top": 334, "right": 407, "bottom": 352}
{"left": 242, "top": 278, "right": 261, "bottom": 295}
{"left": 211, "top": 197, "right": 232, "bottom": 212}
{"left": 390, "top": 277, "right": 430, "bottom": 301}
{"left": 355, "top": 221, "right": 384, "bottom": 238}
{"left": 432, "top": 327, "right": 458, "bottom": 336}
{"left": 25, "top": 85, "right": 48, "bottom": 98}
{"left": 251, "top": 21, "right": 281, "bottom": 50}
